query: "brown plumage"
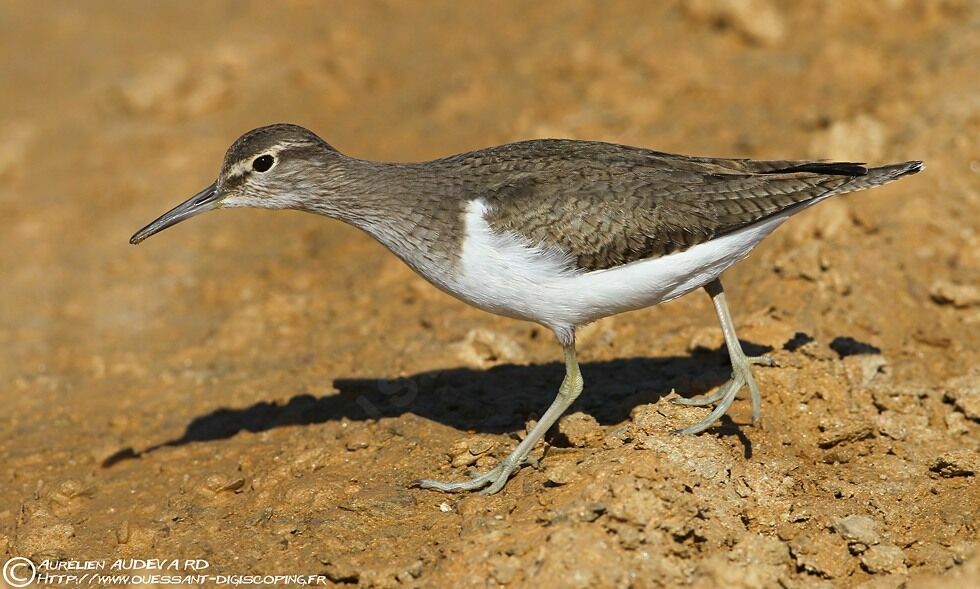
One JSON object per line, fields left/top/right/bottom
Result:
{"left": 436, "top": 139, "right": 922, "bottom": 271}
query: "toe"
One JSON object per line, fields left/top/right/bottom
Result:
{"left": 481, "top": 474, "right": 511, "bottom": 495}
{"left": 671, "top": 396, "right": 709, "bottom": 407}
{"left": 413, "top": 478, "right": 487, "bottom": 492}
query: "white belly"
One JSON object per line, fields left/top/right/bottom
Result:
{"left": 445, "top": 199, "right": 795, "bottom": 339}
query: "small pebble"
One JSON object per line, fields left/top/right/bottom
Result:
{"left": 945, "top": 411, "right": 969, "bottom": 435}
{"left": 944, "top": 370, "right": 980, "bottom": 421}
{"left": 115, "top": 521, "right": 131, "bottom": 545}
{"left": 861, "top": 544, "right": 907, "bottom": 575}
{"left": 930, "top": 280, "right": 980, "bottom": 308}
{"left": 344, "top": 431, "right": 372, "bottom": 451}
{"left": 831, "top": 515, "right": 880, "bottom": 550}
{"left": 544, "top": 462, "right": 577, "bottom": 486}
{"left": 203, "top": 473, "right": 246, "bottom": 494}
{"left": 246, "top": 507, "right": 273, "bottom": 527}
{"left": 683, "top": 0, "right": 786, "bottom": 46}
{"left": 453, "top": 328, "right": 526, "bottom": 368}
{"left": 468, "top": 438, "right": 494, "bottom": 456}
{"left": 817, "top": 418, "right": 874, "bottom": 449}
{"left": 557, "top": 412, "right": 604, "bottom": 448}
{"left": 931, "top": 450, "right": 978, "bottom": 478}
{"left": 450, "top": 437, "right": 494, "bottom": 467}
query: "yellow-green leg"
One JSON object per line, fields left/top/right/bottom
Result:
{"left": 414, "top": 342, "right": 583, "bottom": 494}
{"left": 672, "top": 278, "right": 774, "bottom": 435}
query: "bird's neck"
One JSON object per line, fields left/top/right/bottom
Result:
{"left": 298, "top": 157, "right": 462, "bottom": 279}
{"left": 297, "top": 158, "right": 403, "bottom": 223}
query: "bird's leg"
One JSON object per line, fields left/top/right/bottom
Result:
{"left": 414, "top": 342, "right": 584, "bottom": 495}
{"left": 672, "top": 279, "right": 774, "bottom": 435}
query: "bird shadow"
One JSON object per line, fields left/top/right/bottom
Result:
{"left": 103, "top": 341, "right": 778, "bottom": 468}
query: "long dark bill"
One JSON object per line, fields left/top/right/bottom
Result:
{"left": 130, "top": 182, "right": 222, "bottom": 244}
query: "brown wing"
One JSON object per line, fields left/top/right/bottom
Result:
{"left": 472, "top": 141, "right": 920, "bottom": 271}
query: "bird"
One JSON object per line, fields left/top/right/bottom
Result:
{"left": 130, "top": 123, "right": 922, "bottom": 495}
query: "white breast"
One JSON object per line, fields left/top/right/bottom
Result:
{"left": 445, "top": 199, "right": 796, "bottom": 340}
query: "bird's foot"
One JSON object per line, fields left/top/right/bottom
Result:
{"left": 747, "top": 354, "right": 776, "bottom": 367}
{"left": 412, "top": 455, "right": 529, "bottom": 495}
{"left": 671, "top": 353, "right": 773, "bottom": 435}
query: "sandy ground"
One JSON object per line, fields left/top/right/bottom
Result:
{"left": 1, "top": 1, "right": 978, "bottom": 587}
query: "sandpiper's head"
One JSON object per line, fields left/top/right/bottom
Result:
{"left": 130, "top": 123, "right": 339, "bottom": 244}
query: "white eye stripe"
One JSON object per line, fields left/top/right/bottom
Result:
{"left": 227, "top": 161, "right": 253, "bottom": 178}
{"left": 224, "top": 139, "right": 315, "bottom": 180}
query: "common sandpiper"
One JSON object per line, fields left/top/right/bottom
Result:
{"left": 130, "top": 124, "right": 922, "bottom": 494}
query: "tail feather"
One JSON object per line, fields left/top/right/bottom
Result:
{"left": 766, "top": 161, "right": 869, "bottom": 176}
{"left": 825, "top": 160, "right": 924, "bottom": 196}
{"left": 775, "top": 159, "right": 924, "bottom": 196}
{"left": 750, "top": 159, "right": 924, "bottom": 226}
{"left": 738, "top": 158, "right": 924, "bottom": 189}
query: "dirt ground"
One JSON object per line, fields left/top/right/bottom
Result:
{"left": 1, "top": 1, "right": 978, "bottom": 588}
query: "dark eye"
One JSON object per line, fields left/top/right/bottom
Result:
{"left": 252, "top": 154, "right": 274, "bottom": 172}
